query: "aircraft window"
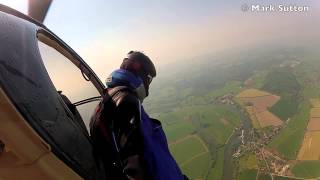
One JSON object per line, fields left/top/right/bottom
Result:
{"left": 37, "top": 35, "right": 100, "bottom": 130}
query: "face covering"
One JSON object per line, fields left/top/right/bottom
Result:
{"left": 135, "top": 84, "right": 147, "bottom": 102}
{"left": 106, "top": 69, "right": 147, "bottom": 102}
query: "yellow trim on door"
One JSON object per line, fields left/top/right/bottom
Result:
{"left": 0, "top": 88, "right": 82, "bottom": 180}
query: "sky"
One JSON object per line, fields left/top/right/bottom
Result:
{"left": 1, "top": 0, "right": 319, "bottom": 80}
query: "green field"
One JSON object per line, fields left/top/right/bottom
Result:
{"left": 238, "top": 153, "right": 258, "bottom": 172}
{"left": 262, "top": 68, "right": 301, "bottom": 96}
{"left": 268, "top": 63, "right": 320, "bottom": 160}
{"left": 144, "top": 48, "right": 320, "bottom": 179}
{"left": 258, "top": 173, "right": 272, "bottom": 180}
{"left": 263, "top": 68, "right": 301, "bottom": 121}
{"left": 205, "top": 81, "right": 242, "bottom": 99}
{"left": 163, "top": 104, "right": 240, "bottom": 145}
{"left": 269, "top": 95, "right": 300, "bottom": 121}
{"left": 207, "top": 148, "right": 225, "bottom": 180}
{"left": 158, "top": 111, "right": 195, "bottom": 143}
{"left": 181, "top": 95, "right": 207, "bottom": 106}
{"left": 250, "top": 70, "right": 268, "bottom": 89}
{"left": 169, "top": 136, "right": 207, "bottom": 164}
{"left": 291, "top": 161, "right": 320, "bottom": 179}
{"left": 202, "top": 125, "right": 231, "bottom": 145}
{"left": 163, "top": 122, "right": 195, "bottom": 142}
{"left": 237, "top": 169, "right": 258, "bottom": 180}
{"left": 268, "top": 100, "right": 310, "bottom": 159}
{"left": 274, "top": 176, "right": 297, "bottom": 180}
{"left": 161, "top": 89, "right": 242, "bottom": 180}
{"left": 181, "top": 152, "right": 211, "bottom": 179}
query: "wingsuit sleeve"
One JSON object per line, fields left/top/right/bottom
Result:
{"left": 111, "top": 90, "right": 147, "bottom": 180}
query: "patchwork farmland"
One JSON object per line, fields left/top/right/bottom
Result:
{"left": 169, "top": 135, "right": 210, "bottom": 179}
{"left": 144, "top": 50, "right": 320, "bottom": 179}
{"left": 297, "top": 132, "right": 320, "bottom": 160}
{"left": 306, "top": 118, "right": 320, "bottom": 131}
{"left": 297, "top": 99, "right": 320, "bottom": 160}
{"left": 159, "top": 104, "right": 241, "bottom": 180}
{"left": 237, "top": 89, "right": 283, "bottom": 128}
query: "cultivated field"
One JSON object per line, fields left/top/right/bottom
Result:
{"left": 246, "top": 106, "right": 260, "bottom": 129}
{"left": 145, "top": 48, "right": 320, "bottom": 179}
{"left": 181, "top": 152, "right": 211, "bottom": 179}
{"left": 306, "top": 118, "right": 320, "bottom": 131}
{"left": 241, "top": 95, "right": 280, "bottom": 113}
{"left": 297, "top": 131, "right": 320, "bottom": 160}
{"left": 269, "top": 96, "right": 300, "bottom": 121}
{"left": 238, "top": 153, "right": 258, "bottom": 171}
{"left": 160, "top": 103, "right": 241, "bottom": 179}
{"left": 297, "top": 99, "right": 320, "bottom": 160}
{"left": 164, "top": 104, "right": 240, "bottom": 145}
{"left": 237, "top": 89, "right": 272, "bottom": 98}
{"left": 237, "top": 89, "right": 283, "bottom": 128}
{"left": 237, "top": 169, "right": 258, "bottom": 180}
{"left": 256, "top": 111, "right": 283, "bottom": 127}
{"left": 310, "top": 98, "right": 320, "bottom": 108}
{"left": 169, "top": 135, "right": 208, "bottom": 164}
{"left": 207, "top": 148, "right": 224, "bottom": 180}
{"left": 292, "top": 161, "right": 320, "bottom": 179}
{"left": 169, "top": 135, "right": 210, "bottom": 179}
{"left": 310, "top": 108, "right": 320, "bottom": 118}
{"left": 268, "top": 100, "right": 310, "bottom": 160}
{"left": 163, "top": 121, "right": 195, "bottom": 142}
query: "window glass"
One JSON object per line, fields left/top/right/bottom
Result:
{"left": 37, "top": 38, "right": 100, "bottom": 129}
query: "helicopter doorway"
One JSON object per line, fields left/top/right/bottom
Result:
{"left": 37, "top": 32, "right": 102, "bottom": 132}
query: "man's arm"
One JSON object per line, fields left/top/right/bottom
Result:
{"left": 111, "top": 90, "right": 145, "bottom": 180}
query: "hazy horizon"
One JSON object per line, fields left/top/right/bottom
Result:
{"left": 1, "top": 0, "right": 319, "bottom": 81}
{"left": 2, "top": 2, "right": 320, "bottom": 179}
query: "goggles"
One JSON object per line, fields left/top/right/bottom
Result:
{"left": 147, "top": 74, "right": 153, "bottom": 84}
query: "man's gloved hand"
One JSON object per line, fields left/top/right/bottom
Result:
{"left": 123, "top": 155, "right": 145, "bottom": 180}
